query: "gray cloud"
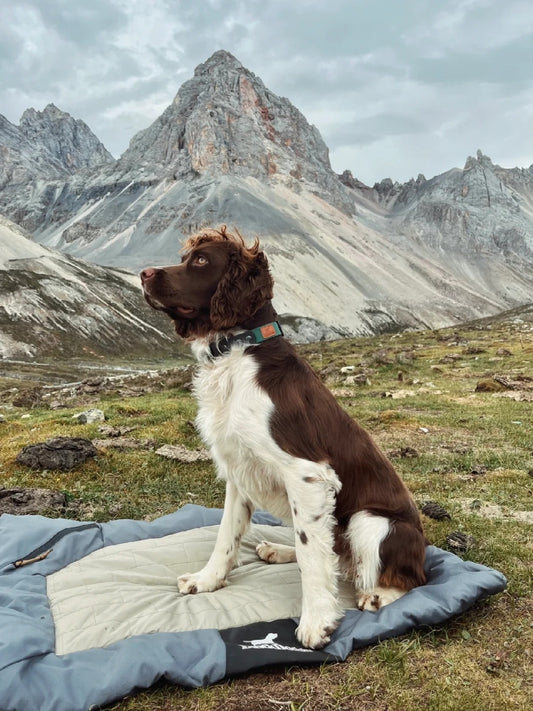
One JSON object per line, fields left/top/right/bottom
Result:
{"left": 0, "top": 0, "right": 531, "bottom": 183}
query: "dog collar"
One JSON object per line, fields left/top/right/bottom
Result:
{"left": 208, "top": 321, "right": 283, "bottom": 359}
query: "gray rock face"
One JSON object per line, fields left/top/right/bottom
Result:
{"left": 19, "top": 104, "right": 113, "bottom": 173}
{"left": 118, "top": 51, "right": 349, "bottom": 208}
{"left": 0, "top": 105, "right": 113, "bottom": 231}
{"left": 0, "top": 113, "right": 65, "bottom": 187}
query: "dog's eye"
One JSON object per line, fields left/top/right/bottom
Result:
{"left": 193, "top": 254, "right": 208, "bottom": 266}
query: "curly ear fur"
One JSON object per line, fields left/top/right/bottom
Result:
{"left": 210, "top": 240, "right": 273, "bottom": 330}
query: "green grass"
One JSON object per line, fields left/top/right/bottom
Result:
{"left": 1, "top": 316, "right": 532, "bottom": 711}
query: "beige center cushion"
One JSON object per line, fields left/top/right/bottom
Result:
{"left": 47, "top": 523, "right": 358, "bottom": 655}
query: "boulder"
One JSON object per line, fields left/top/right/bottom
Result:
{"left": 16, "top": 437, "right": 98, "bottom": 470}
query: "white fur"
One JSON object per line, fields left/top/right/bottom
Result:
{"left": 179, "top": 340, "right": 343, "bottom": 648}
{"left": 346, "top": 510, "right": 407, "bottom": 609}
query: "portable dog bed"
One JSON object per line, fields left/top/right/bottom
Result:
{"left": 0, "top": 504, "right": 507, "bottom": 711}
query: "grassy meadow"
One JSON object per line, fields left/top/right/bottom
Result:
{"left": 0, "top": 311, "right": 531, "bottom": 711}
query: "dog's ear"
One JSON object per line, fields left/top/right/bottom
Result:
{"left": 210, "top": 245, "right": 273, "bottom": 329}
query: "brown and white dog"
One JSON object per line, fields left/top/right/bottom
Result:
{"left": 141, "top": 226, "right": 426, "bottom": 649}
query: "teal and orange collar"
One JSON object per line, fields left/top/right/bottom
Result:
{"left": 208, "top": 321, "right": 283, "bottom": 359}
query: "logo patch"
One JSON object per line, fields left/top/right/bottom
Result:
{"left": 260, "top": 324, "right": 277, "bottom": 339}
{"left": 239, "top": 632, "right": 314, "bottom": 652}
{"left": 220, "top": 619, "right": 338, "bottom": 677}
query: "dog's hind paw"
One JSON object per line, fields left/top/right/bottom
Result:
{"left": 356, "top": 585, "right": 406, "bottom": 611}
{"left": 256, "top": 540, "right": 297, "bottom": 564}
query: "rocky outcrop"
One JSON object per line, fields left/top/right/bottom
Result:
{"left": 0, "top": 113, "right": 65, "bottom": 188}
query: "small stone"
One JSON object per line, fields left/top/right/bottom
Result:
{"left": 72, "top": 408, "right": 105, "bottom": 424}
{"left": 345, "top": 373, "right": 371, "bottom": 386}
{"left": 388, "top": 447, "right": 419, "bottom": 459}
{"left": 446, "top": 531, "right": 476, "bottom": 551}
{"left": 48, "top": 401, "right": 67, "bottom": 410}
{"left": 97, "top": 425, "right": 136, "bottom": 437}
{"left": 421, "top": 501, "right": 451, "bottom": 520}
{"left": 439, "top": 354, "right": 462, "bottom": 364}
{"left": 471, "top": 465, "right": 487, "bottom": 476}
{"left": 493, "top": 375, "right": 516, "bottom": 389}
{"left": 155, "top": 444, "right": 211, "bottom": 462}
{"left": 92, "top": 437, "right": 156, "bottom": 450}
{"left": 495, "top": 348, "right": 512, "bottom": 356}
{"left": 396, "top": 351, "right": 415, "bottom": 364}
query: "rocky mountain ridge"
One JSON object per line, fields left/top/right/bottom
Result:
{"left": 0, "top": 50, "right": 532, "bottom": 343}
{"left": 359, "top": 150, "right": 533, "bottom": 259}
{"left": 0, "top": 215, "right": 179, "bottom": 359}
{"left": 0, "top": 104, "right": 112, "bottom": 184}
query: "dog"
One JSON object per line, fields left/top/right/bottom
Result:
{"left": 141, "top": 226, "right": 426, "bottom": 649}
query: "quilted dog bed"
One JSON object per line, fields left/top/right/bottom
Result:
{"left": 0, "top": 505, "right": 507, "bottom": 711}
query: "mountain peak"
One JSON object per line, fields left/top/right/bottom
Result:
{"left": 20, "top": 103, "right": 68, "bottom": 124}
{"left": 194, "top": 49, "right": 244, "bottom": 75}
{"left": 121, "top": 50, "right": 351, "bottom": 211}
{"left": 464, "top": 149, "right": 494, "bottom": 171}
{"left": 18, "top": 103, "right": 113, "bottom": 174}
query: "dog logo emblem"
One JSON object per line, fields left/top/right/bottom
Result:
{"left": 239, "top": 632, "right": 313, "bottom": 652}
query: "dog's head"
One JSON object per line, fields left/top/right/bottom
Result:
{"left": 141, "top": 227, "right": 274, "bottom": 339}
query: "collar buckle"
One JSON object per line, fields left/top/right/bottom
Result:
{"left": 208, "top": 321, "right": 283, "bottom": 359}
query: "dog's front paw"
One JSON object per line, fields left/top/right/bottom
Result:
{"left": 177, "top": 570, "right": 226, "bottom": 595}
{"left": 296, "top": 616, "right": 338, "bottom": 650}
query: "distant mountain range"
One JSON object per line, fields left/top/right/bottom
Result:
{"left": 0, "top": 49, "right": 532, "bottom": 350}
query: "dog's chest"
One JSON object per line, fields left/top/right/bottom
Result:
{"left": 194, "top": 351, "right": 272, "bottom": 447}
{"left": 193, "top": 350, "right": 290, "bottom": 518}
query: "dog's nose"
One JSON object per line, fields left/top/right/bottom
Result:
{"left": 140, "top": 267, "right": 157, "bottom": 283}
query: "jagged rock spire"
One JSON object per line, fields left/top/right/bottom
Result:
{"left": 119, "top": 50, "right": 351, "bottom": 209}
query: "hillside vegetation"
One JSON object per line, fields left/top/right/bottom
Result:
{"left": 0, "top": 310, "right": 531, "bottom": 711}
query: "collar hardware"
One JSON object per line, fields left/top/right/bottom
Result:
{"left": 208, "top": 321, "right": 283, "bottom": 359}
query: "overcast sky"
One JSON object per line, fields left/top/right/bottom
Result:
{"left": 1, "top": 0, "right": 532, "bottom": 184}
